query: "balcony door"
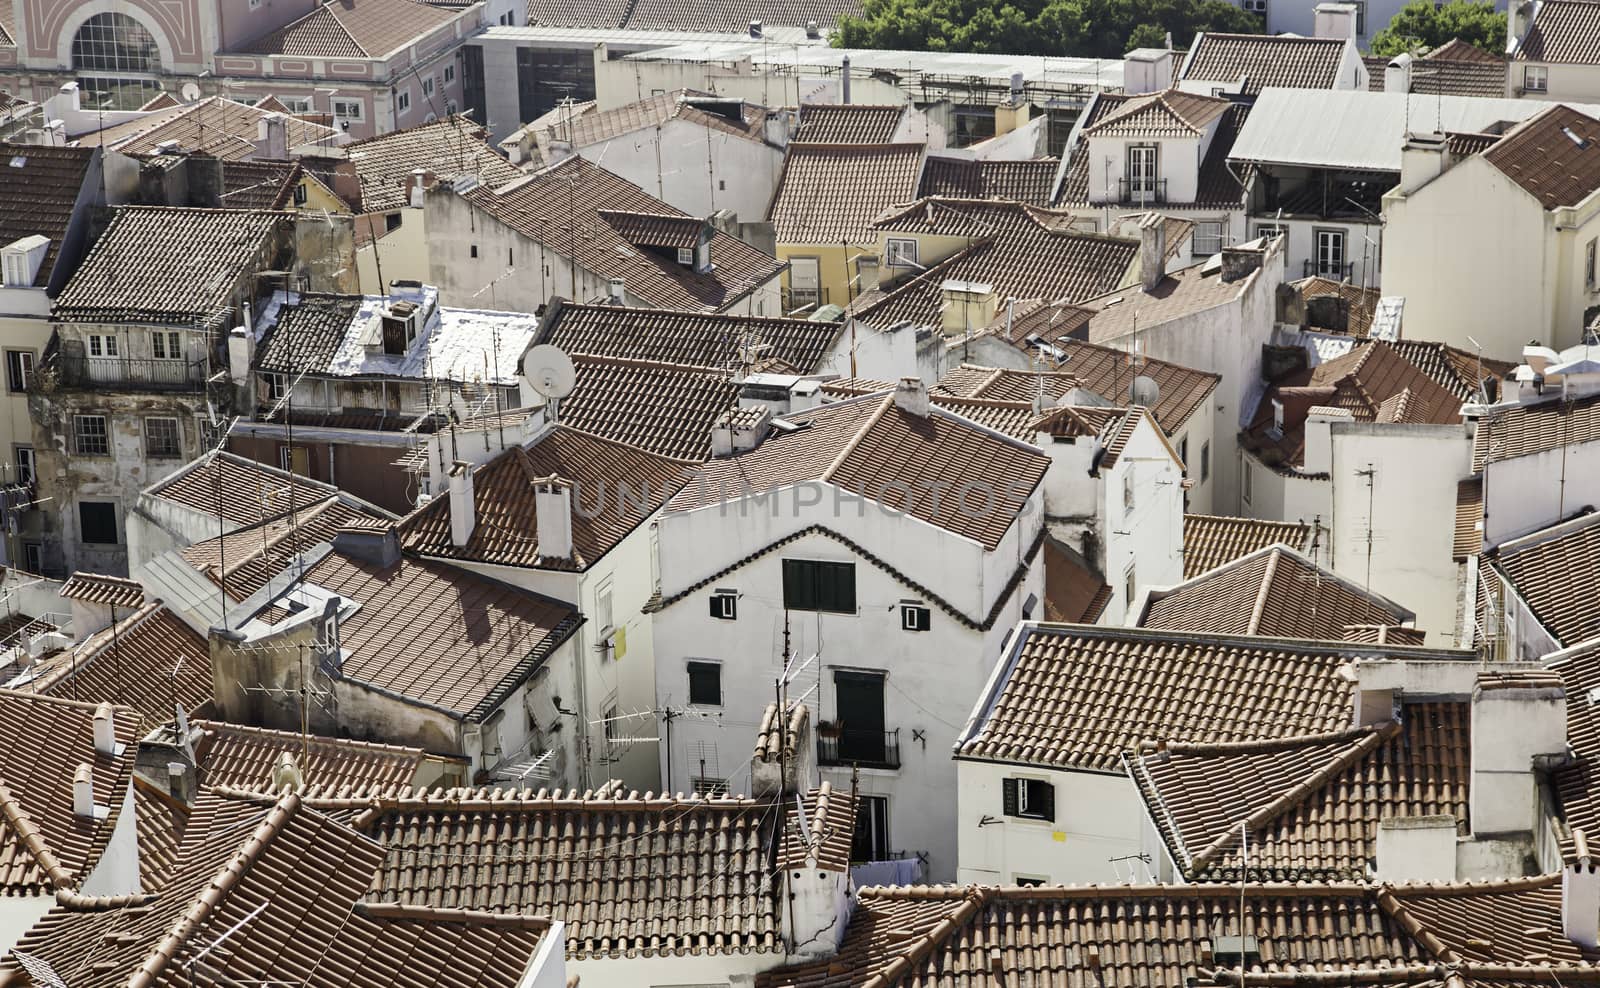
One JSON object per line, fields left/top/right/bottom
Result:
{"left": 835, "top": 670, "right": 886, "bottom": 764}
{"left": 1127, "top": 145, "right": 1159, "bottom": 201}
{"left": 1316, "top": 229, "right": 1347, "bottom": 279}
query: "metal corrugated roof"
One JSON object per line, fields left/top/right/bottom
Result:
{"left": 1229, "top": 88, "right": 1600, "bottom": 171}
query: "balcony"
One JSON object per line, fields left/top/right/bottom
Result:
{"left": 52, "top": 355, "right": 207, "bottom": 392}
{"left": 1304, "top": 260, "right": 1355, "bottom": 281}
{"left": 1116, "top": 178, "right": 1167, "bottom": 205}
{"left": 818, "top": 727, "right": 901, "bottom": 770}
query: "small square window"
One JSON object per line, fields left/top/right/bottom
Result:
{"left": 293, "top": 182, "right": 308, "bottom": 206}
{"left": 1201, "top": 441, "right": 1211, "bottom": 481}
{"left": 687, "top": 661, "right": 721, "bottom": 706}
{"left": 677, "top": 247, "right": 695, "bottom": 265}
{"left": 709, "top": 590, "right": 737, "bottom": 620}
{"left": 1003, "top": 778, "right": 1055, "bottom": 821}
{"left": 900, "top": 603, "right": 931, "bottom": 632}
{"left": 74, "top": 415, "right": 108, "bottom": 456}
{"left": 885, "top": 238, "right": 918, "bottom": 268}
{"left": 78, "top": 501, "right": 118, "bottom": 545}
{"left": 1525, "top": 65, "right": 1549, "bottom": 92}
{"left": 144, "top": 417, "right": 181, "bottom": 458}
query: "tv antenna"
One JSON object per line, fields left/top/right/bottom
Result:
{"left": 522, "top": 344, "right": 575, "bottom": 422}
{"left": 1130, "top": 374, "right": 1160, "bottom": 408}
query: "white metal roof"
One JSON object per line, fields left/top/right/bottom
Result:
{"left": 1229, "top": 88, "right": 1600, "bottom": 171}
{"left": 476, "top": 24, "right": 820, "bottom": 46}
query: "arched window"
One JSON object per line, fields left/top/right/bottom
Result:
{"left": 71, "top": 13, "right": 163, "bottom": 110}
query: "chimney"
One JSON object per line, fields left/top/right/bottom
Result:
{"left": 167, "top": 760, "right": 195, "bottom": 804}
{"left": 1313, "top": 1, "right": 1358, "bottom": 39}
{"left": 271, "top": 752, "right": 304, "bottom": 793}
{"left": 228, "top": 326, "right": 254, "bottom": 386}
{"left": 1565, "top": 831, "right": 1600, "bottom": 949}
{"left": 1384, "top": 52, "right": 1414, "bottom": 93}
{"left": 92, "top": 702, "right": 117, "bottom": 756}
{"left": 894, "top": 376, "right": 930, "bottom": 417}
{"left": 535, "top": 477, "right": 574, "bottom": 560}
{"left": 72, "top": 763, "right": 95, "bottom": 818}
{"left": 1122, "top": 48, "right": 1176, "bottom": 94}
{"left": 1139, "top": 213, "right": 1167, "bottom": 292}
{"left": 607, "top": 277, "right": 625, "bottom": 304}
{"left": 1471, "top": 672, "right": 1567, "bottom": 835}
{"left": 448, "top": 460, "right": 476, "bottom": 547}
{"left": 1301, "top": 406, "right": 1348, "bottom": 475}
{"left": 841, "top": 55, "right": 851, "bottom": 104}
{"left": 939, "top": 279, "right": 998, "bottom": 335}
{"left": 1220, "top": 245, "right": 1265, "bottom": 283}
{"left": 806, "top": 20, "right": 820, "bottom": 38}
{"left": 257, "top": 112, "right": 289, "bottom": 160}
{"left": 332, "top": 522, "right": 401, "bottom": 568}
{"left": 1399, "top": 132, "right": 1450, "bottom": 195}
{"left": 994, "top": 75, "right": 1030, "bottom": 137}
{"left": 711, "top": 405, "right": 772, "bottom": 456}
{"left": 406, "top": 168, "right": 433, "bottom": 208}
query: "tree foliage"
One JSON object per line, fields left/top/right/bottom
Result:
{"left": 834, "top": 0, "right": 1264, "bottom": 59}
{"left": 1368, "top": 0, "right": 1506, "bottom": 56}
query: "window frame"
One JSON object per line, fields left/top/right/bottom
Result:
{"left": 4, "top": 349, "right": 33, "bottom": 394}
{"left": 150, "top": 329, "right": 182, "bottom": 361}
{"left": 1242, "top": 458, "right": 1253, "bottom": 504}
{"left": 1588, "top": 239, "right": 1596, "bottom": 290}
{"left": 74, "top": 414, "right": 109, "bottom": 456}
{"left": 1193, "top": 220, "right": 1225, "bottom": 257}
{"left": 884, "top": 238, "right": 919, "bottom": 268}
{"left": 331, "top": 98, "right": 364, "bottom": 122}
{"left": 1126, "top": 143, "right": 1159, "bottom": 197}
{"left": 1525, "top": 65, "right": 1549, "bottom": 93}
{"left": 1124, "top": 564, "right": 1137, "bottom": 608}
{"left": 900, "top": 603, "right": 931, "bottom": 632}
{"left": 1003, "top": 777, "right": 1056, "bottom": 822}
{"left": 143, "top": 416, "right": 182, "bottom": 459}
{"left": 686, "top": 660, "right": 722, "bottom": 707}
{"left": 782, "top": 558, "right": 857, "bottom": 614}
{"left": 78, "top": 500, "right": 119, "bottom": 545}
{"left": 422, "top": 76, "right": 435, "bottom": 97}
{"left": 13, "top": 445, "right": 33, "bottom": 486}
{"left": 851, "top": 794, "right": 890, "bottom": 862}
{"left": 708, "top": 590, "right": 737, "bottom": 620}
{"left": 396, "top": 90, "right": 412, "bottom": 114}
{"left": 1201, "top": 440, "right": 1211, "bottom": 481}
{"left": 87, "top": 333, "right": 119, "bottom": 359}
{"left": 1315, "top": 227, "right": 1347, "bottom": 278}
{"left": 444, "top": 63, "right": 457, "bottom": 84}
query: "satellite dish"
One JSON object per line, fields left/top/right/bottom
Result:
{"left": 523, "top": 344, "right": 576, "bottom": 400}
{"left": 448, "top": 391, "right": 470, "bottom": 424}
{"left": 1130, "top": 375, "right": 1161, "bottom": 408}
{"left": 180, "top": 82, "right": 201, "bottom": 103}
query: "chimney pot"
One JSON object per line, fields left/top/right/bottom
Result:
{"left": 1565, "top": 846, "right": 1600, "bottom": 949}
{"left": 607, "top": 277, "right": 625, "bottom": 304}
{"left": 893, "top": 376, "right": 930, "bottom": 417}
{"left": 92, "top": 702, "right": 116, "bottom": 756}
{"left": 72, "top": 763, "right": 94, "bottom": 818}
{"left": 448, "top": 460, "right": 476, "bottom": 547}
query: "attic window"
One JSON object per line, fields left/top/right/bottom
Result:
{"left": 7, "top": 156, "right": 23, "bottom": 168}
{"left": 677, "top": 247, "right": 694, "bottom": 266}
{"left": 1565, "top": 126, "right": 1592, "bottom": 150}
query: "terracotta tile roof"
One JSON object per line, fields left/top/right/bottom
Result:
{"left": 1294, "top": 275, "right": 1383, "bottom": 334}
{"left": 934, "top": 350, "right": 1219, "bottom": 436}
{"left": 524, "top": 0, "right": 630, "bottom": 25}
{"left": 4, "top": 792, "right": 552, "bottom": 988}
{"left": 759, "top": 883, "right": 1433, "bottom": 988}
{"left": 291, "top": 786, "right": 848, "bottom": 958}
{"left": 1366, "top": 44, "right": 1508, "bottom": 97}
{"left": 531, "top": 91, "right": 772, "bottom": 161}
{"left": 0, "top": 690, "right": 141, "bottom": 894}
{"left": 220, "top": 158, "right": 299, "bottom": 209}
{"left": 253, "top": 293, "right": 364, "bottom": 374}
{"left": 850, "top": 200, "right": 1142, "bottom": 329}
{"left": 1473, "top": 390, "right": 1600, "bottom": 470}
{"left": 1183, "top": 33, "right": 1353, "bottom": 93}
{"left": 1383, "top": 873, "right": 1600, "bottom": 965}
{"left": 1085, "top": 89, "right": 1231, "bottom": 137}
{"left": 129, "top": 776, "right": 188, "bottom": 892}
{"left": 1483, "top": 105, "right": 1600, "bottom": 209}
{"left": 596, "top": 209, "right": 705, "bottom": 249}
{"left": 569, "top": 0, "right": 864, "bottom": 32}
{"left": 1043, "top": 536, "right": 1110, "bottom": 623}
{"left": 768, "top": 142, "right": 925, "bottom": 244}
{"left": 917, "top": 156, "right": 1059, "bottom": 205}
{"left": 53, "top": 207, "right": 287, "bottom": 330}
{"left": 780, "top": 782, "right": 856, "bottom": 872}
{"left": 1454, "top": 477, "right": 1484, "bottom": 560}
{"left": 470, "top": 157, "right": 782, "bottom": 310}
{"left": 1550, "top": 642, "right": 1600, "bottom": 856}
{"left": 146, "top": 450, "right": 343, "bottom": 527}
{"left": 20, "top": 602, "right": 213, "bottom": 724}
{"left": 956, "top": 624, "right": 1459, "bottom": 772}
{"left": 192, "top": 719, "right": 424, "bottom": 794}
{"left": 345, "top": 117, "right": 524, "bottom": 213}
{"left": 558, "top": 353, "right": 736, "bottom": 460}
{"left": 1489, "top": 512, "right": 1600, "bottom": 648}
{"left": 1447, "top": 129, "right": 1505, "bottom": 155}
{"left": 265, "top": 549, "right": 579, "bottom": 718}
{"left": 399, "top": 426, "right": 691, "bottom": 570}
{"left": 1184, "top": 514, "right": 1314, "bottom": 578}
{"left": 1086, "top": 258, "right": 1262, "bottom": 345}
{"left": 1245, "top": 341, "right": 1469, "bottom": 469}
{"left": 236, "top": 0, "right": 458, "bottom": 57}
{"left": 669, "top": 393, "right": 1049, "bottom": 550}
{"left": 85, "top": 98, "right": 337, "bottom": 160}
{"left": 1139, "top": 544, "right": 1415, "bottom": 641}
{"left": 1516, "top": 0, "right": 1600, "bottom": 61}
{"left": 0, "top": 143, "right": 94, "bottom": 288}
{"left": 537, "top": 300, "right": 843, "bottom": 372}
{"left": 795, "top": 104, "right": 906, "bottom": 143}
{"left": 179, "top": 496, "right": 390, "bottom": 601}
{"left": 1131, "top": 701, "right": 1469, "bottom": 881}
{"left": 59, "top": 573, "right": 144, "bottom": 609}
{"left": 1385, "top": 340, "right": 1513, "bottom": 402}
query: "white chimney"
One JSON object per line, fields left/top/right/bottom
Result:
{"left": 1384, "top": 53, "right": 1414, "bottom": 93}
{"left": 1399, "top": 132, "right": 1450, "bottom": 196}
{"left": 92, "top": 702, "right": 116, "bottom": 756}
{"left": 408, "top": 168, "right": 429, "bottom": 208}
{"left": 1139, "top": 212, "right": 1167, "bottom": 293}
{"left": 1471, "top": 672, "right": 1567, "bottom": 835}
{"left": 1313, "top": 1, "right": 1358, "bottom": 39}
{"left": 711, "top": 405, "right": 772, "bottom": 457}
{"left": 894, "top": 376, "right": 930, "bottom": 417}
{"left": 1122, "top": 48, "right": 1176, "bottom": 95}
{"left": 1566, "top": 830, "right": 1600, "bottom": 949}
{"left": 535, "top": 477, "right": 574, "bottom": 560}
{"left": 257, "top": 112, "right": 289, "bottom": 160}
{"left": 72, "top": 763, "right": 94, "bottom": 818}
{"left": 228, "top": 326, "right": 254, "bottom": 386}
{"left": 607, "top": 277, "right": 625, "bottom": 304}
{"left": 448, "top": 460, "right": 476, "bottom": 547}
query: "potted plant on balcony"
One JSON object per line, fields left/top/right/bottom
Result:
{"left": 816, "top": 719, "right": 843, "bottom": 740}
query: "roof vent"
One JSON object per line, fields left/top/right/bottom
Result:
{"left": 1565, "top": 126, "right": 1592, "bottom": 150}
{"left": 92, "top": 702, "right": 117, "bottom": 757}
{"left": 72, "top": 763, "right": 102, "bottom": 819}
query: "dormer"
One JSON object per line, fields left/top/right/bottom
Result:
{"left": 599, "top": 210, "right": 714, "bottom": 274}
{"left": 1081, "top": 89, "right": 1230, "bottom": 206}
{"left": 1, "top": 235, "right": 50, "bottom": 288}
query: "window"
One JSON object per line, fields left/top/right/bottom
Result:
{"left": 1126, "top": 144, "right": 1159, "bottom": 200}
{"left": 833, "top": 670, "right": 888, "bottom": 765}
{"left": 470, "top": 245, "right": 478, "bottom": 259}
{"left": 1242, "top": 459, "right": 1253, "bottom": 504}
{"left": 74, "top": 415, "right": 108, "bottom": 456}
{"left": 385, "top": 213, "right": 402, "bottom": 233}
{"left": 1123, "top": 471, "right": 1135, "bottom": 513}
{"left": 1003, "top": 777, "right": 1055, "bottom": 821}
{"left": 14, "top": 446, "right": 33, "bottom": 485}
{"left": 603, "top": 702, "right": 619, "bottom": 743}
{"left": 87, "top": 334, "right": 118, "bottom": 358}
{"left": 595, "top": 578, "right": 614, "bottom": 633}
{"left": 78, "top": 502, "right": 118, "bottom": 545}
{"left": 263, "top": 372, "right": 286, "bottom": 403}
{"left": 1525, "top": 65, "right": 1549, "bottom": 93}
{"left": 279, "top": 445, "right": 309, "bottom": 475}
{"left": 1124, "top": 565, "right": 1137, "bottom": 608}
{"left": 851, "top": 795, "right": 889, "bottom": 862}
{"left": 885, "top": 238, "right": 919, "bottom": 268}
{"left": 708, "top": 590, "right": 737, "bottom": 620}
{"left": 789, "top": 256, "right": 820, "bottom": 307}
{"left": 1193, "top": 220, "right": 1224, "bottom": 257}
{"left": 144, "top": 417, "right": 181, "bottom": 458}
{"left": 782, "top": 558, "right": 856, "bottom": 613}
{"left": 677, "top": 247, "right": 695, "bottom": 265}
{"left": 1201, "top": 441, "right": 1211, "bottom": 481}
{"left": 422, "top": 77, "right": 435, "bottom": 97}
{"left": 508, "top": 248, "right": 514, "bottom": 265}
{"left": 692, "top": 776, "right": 728, "bottom": 797}
{"left": 900, "top": 603, "right": 931, "bottom": 632}
{"left": 278, "top": 95, "right": 312, "bottom": 113}
{"left": 4, "top": 350, "right": 32, "bottom": 393}
{"left": 1241, "top": 0, "right": 1267, "bottom": 13}
{"left": 332, "top": 98, "right": 364, "bottom": 122}
{"left": 397, "top": 90, "right": 412, "bottom": 114}
{"left": 444, "top": 63, "right": 457, "bottom": 84}
{"left": 71, "top": 13, "right": 162, "bottom": 110}
{"left": 150, "top": 330, "right": 181, "bottom": 361}
{"left": 1588, "top": 239, "right": 1596, "bottom": 290}
{"left": 1255, "top": 223, "right": 1286, "bottom": 242}
{"left": 22, "top": 542, "right": 41, "bottom": 573}
{"left": 293, "top": 182, "right": 308, "bottom": 206}
{"left": 1315, "top": 228, "right": 1346, "bottom": 279}
{"left": 687, "top": 661, "right": 721, "bottom": 706}
{"left": 1014, "top": 875, "right": 1048, "bottom": 887}
{"left": 1178, "top": 435, "right": 1189, "bottom": 470}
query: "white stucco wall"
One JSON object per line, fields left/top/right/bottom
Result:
{"left": 1240, "top": 454, "right": 1334, "bottom": 530}
{"left": 1482, "top": 441, "right": 1600, "bottom": 547}
{"left": 578, "top": 117, "right": 785, "bottom": 224}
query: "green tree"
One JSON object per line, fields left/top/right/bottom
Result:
{"left": 835, "top": 0, "right": 1263, "bottom": 58}
{"left": 1368, "top": 0, "right": 1506, "bottom": 56}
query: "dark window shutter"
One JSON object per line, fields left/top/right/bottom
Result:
{"left": 1002, "top": 778, "right": 1019, "bottom": 817}
{"left": 709, "top": 596, "right": 721, "bottom": 618}
{"left": 1039, "top": 781, "right": 1056, "bottom": 823}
